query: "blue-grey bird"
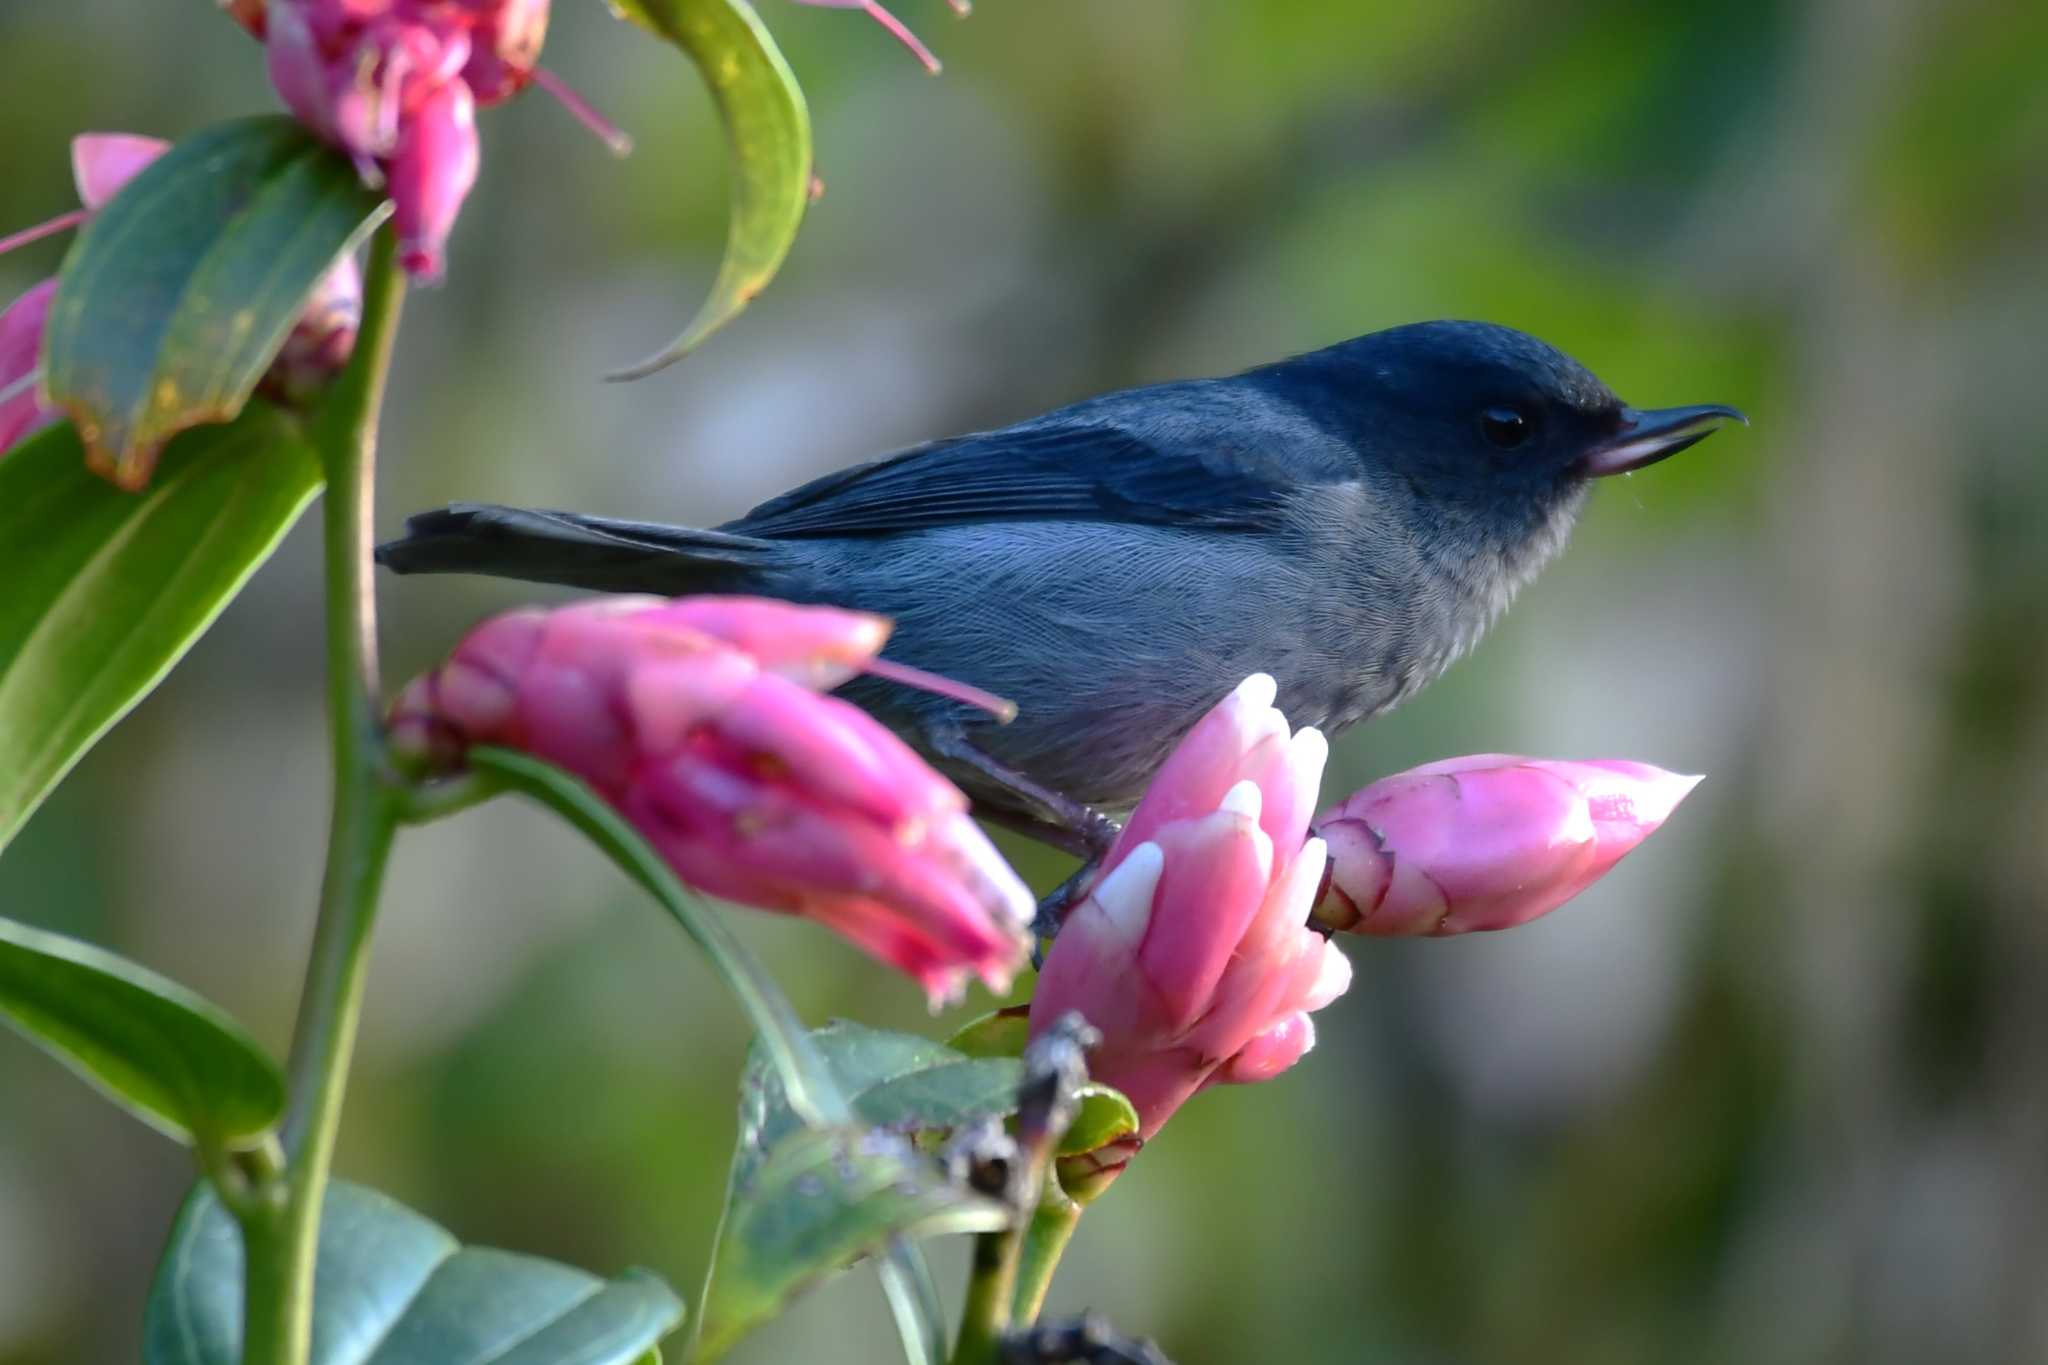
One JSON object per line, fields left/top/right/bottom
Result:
{"left": 378, "top": 320, "right": 1743, "bottom": 856}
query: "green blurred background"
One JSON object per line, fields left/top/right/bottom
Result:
{"left": 5, "top": 0, "right": 2047, "bottom": 1361}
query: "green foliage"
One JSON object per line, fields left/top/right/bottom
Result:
{"left": 0, "top": 916, "right": 283, "bottom": 1149}
{"left": 696, "top": 1126, "right": 1004, "bottom": 1361}
{"left": 41, "top": 117, "right": 386, "bottom": 488}
{"left": 605, "top": 0, "right": 814, "bottom": 378}
{"left": 143, "top": 1181, "right": 683, "bottom": 1365}
{"left": 0, "top": 406, "right": 321, "bottom": 857}
{"left": 741, "top": 1020, "right": 1015, "bottom": 1159}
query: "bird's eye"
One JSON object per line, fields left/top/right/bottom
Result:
{"left": 1481, "top": 406, "right": 1531, "bottom": 449}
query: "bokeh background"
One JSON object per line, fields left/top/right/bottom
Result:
{"left": 5, "top": 0, "right": 2047, "bottom": 1361}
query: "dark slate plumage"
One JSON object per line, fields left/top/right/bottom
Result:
{"left": 378, "top": 321, "right": 1742, "bottom": 852}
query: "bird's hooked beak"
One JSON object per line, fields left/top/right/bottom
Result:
{"left": 1578, "top": 403, "right": 1748, "bottom": 478}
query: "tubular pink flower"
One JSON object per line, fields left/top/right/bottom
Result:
{"left": 0, "top": 132, "right": 360, "bottom": 461}
{"left": 1314, "top": 755, "right": 1702, "bottom": 936}
{"left": 388, "top": 596, "right": 1035, "bottom": 1005}
{"left": 385, "top": 76, "right": 480, "bottom": 282}
{"left": 1028, "top": 675, "right": 1352, "bottom": 1160}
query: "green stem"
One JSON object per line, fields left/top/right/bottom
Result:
{"left": 1008, "top": 1193, "right": 1081, "bottom": 1324}
{"left": 236, "top": 227, "right": 407, "bottom": 1365}
{"left": 949, "top": 1228, "right": 1017, "bottom": 1365}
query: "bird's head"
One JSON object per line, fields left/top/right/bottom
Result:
{"left": 1277, "top": 320, "right": 1745, "bottom": 524}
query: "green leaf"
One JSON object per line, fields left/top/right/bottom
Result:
{"left": 606, "top": 0, "right": 813, "bottom": 378}
{"left": 739, "top": 1021, "right": 1028, "bottom": 1176}
{"left": 144, "top": 1181, "right": 684, "bottom": 1365}
{"left": 0, "top": 405, "right": 321, "bottom": 856}
{"left": 466, "top": 751, "right": 958, "bottom": 1364}
{"left": 697, "top": 1127, "right": 1008, "bottom": 1362}
{"left": 43, "top": 115, "right": 386, "bottom": 488}
{"left": 945, "top": 1005, "right": 1031, "bottom": 1060}
{"left": 0, "top": 917, "right": 283, "bottom": 1148}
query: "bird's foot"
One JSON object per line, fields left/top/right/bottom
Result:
{"left": 1030, "top": 858, "right": 1101, "bottom": 966}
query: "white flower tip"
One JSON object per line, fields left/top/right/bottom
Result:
{"left": 1276, "top": 834, "right": 1328, "bottom": 917}
{"left": 1090, "top": 841, "right": 1164, "bottom": 942}
{"left": 1288, "top": 725, "right": 1329, "bottom": 778}
{"left": 1219, "top": 778, "right": 1264, "bottom": 822}
{"left": 1304, "top": 940, "right": 1353, "bottom": 1013}
{"left": 1233, "top": 672, "right": 1279, "bottom": 713}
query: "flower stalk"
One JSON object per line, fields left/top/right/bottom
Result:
{"left": 235, "top": 225, "right": 407, "bottom": 1365}
{"left": 951, "top": 1016, "right": 1097, "bottom": 1365}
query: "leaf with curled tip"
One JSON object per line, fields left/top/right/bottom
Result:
{"left": 606, "top": 0, "right": 814, "bottom": 378}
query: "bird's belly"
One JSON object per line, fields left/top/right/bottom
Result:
{"left": 817, "top": 522, "right": 1335, "bottom": 812}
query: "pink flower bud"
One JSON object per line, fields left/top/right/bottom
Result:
{"left": 389, "top": 596, "right": 1035, "bottom": 1005}
{"left": 1029, "top": 676, "right": 1352, "bottom": 1160}
{"left": 384, "top": 76, "right": 478, "bottom": 283}
{"left": 1314, "top": 756, "right": 1702, "bottom": 936}
{"left": 0, "top": 281, "right": 60, "bottom": 458}
{"left": 260, "top": 251, "right": 363, "bottom": 405}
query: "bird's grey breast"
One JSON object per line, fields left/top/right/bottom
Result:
{"left": 820, "top": 518, "right": 1325, "bottom": 809}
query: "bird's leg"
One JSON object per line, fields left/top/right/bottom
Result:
{"left": 922, "top": 726, "right": 1121, "bottom": 947}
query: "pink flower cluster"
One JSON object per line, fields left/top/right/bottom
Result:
{"left": 1029, "top": 675, "right": 1700, "bottom": 1176}
{"left": 0, "top": 134, "right": 361, "bottom": 467}
{"left": 388, "top": 595, "right": 1036, "bottom": 1005}
{"left": 241, "top": 0, "right": 535, "bottom": 282}
{"left": 1030, "top": 676, "right": 1352, "bottom": 1152}
{"left": 234, "top": 0, "right": 626, "bottom": 282}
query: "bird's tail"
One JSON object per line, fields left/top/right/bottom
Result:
{"left": 376, "top": 503, "right": 785, "bottom": 595}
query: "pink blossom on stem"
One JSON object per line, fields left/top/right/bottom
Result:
{"left": 1313, "top": 755, "right": 1702, "bottom": 936}
{"left": 256, "top": 0, "right": 625, "bottom": 281}
{"left": 1028, "top": 675, "right": 1353, "bottom": 1171}
{"left": 388, "top": 595, "right": 1035, "bottom": 1005}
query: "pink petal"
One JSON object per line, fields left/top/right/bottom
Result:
{"left": 1133, "top": 808, "right": 1272, "bottom": 1034}
{"left": 1111, "top": 673, "right": 1286, "bottom": 869}
{"left": 0, "top": 281, "right": 60, "bottom": 458}
{"left": 639, "top": 597, "right": 889, "bottom": 690}
{"left": 387, "top": 77, "right": 479, "bottom": 282}
{"left": 462, "top": 0, "right": 551, "bottom": 105}
{"left": 1210, "top": 1013, "right": 1315, "bottom": 1087}
{"left": 70, "top": 134, "right": 171, "bottom": 211}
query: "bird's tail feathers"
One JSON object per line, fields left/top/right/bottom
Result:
{"left": 375, "top": 503, "right": 780, "bottom": 594}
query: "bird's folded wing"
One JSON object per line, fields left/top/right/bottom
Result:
{"left": 727, "top": 420, "right": 1331, "bottom": 538}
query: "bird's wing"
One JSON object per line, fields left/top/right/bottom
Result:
{"left": 728, "top": 418, "right": 1333, "bottom": 539}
